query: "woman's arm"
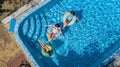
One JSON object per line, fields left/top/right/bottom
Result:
{"left": 76, "top": 17, "right": 81, "bottom": 23}
{"left": 44, "top": 24, "right": 54, "bottom": 27}
{"left": 59, "top": 29, "right": 64, "bottom": 38}
{"left": 59, "top": 11, "right": 66, "bottom": 14}
{"left": 61, "top": 34, "right": 64, "bottom": 38}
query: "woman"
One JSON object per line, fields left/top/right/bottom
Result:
{"left": 38, "top": 39, "right": 52, "bottom": 56}
{"left": 45, "top": 23, "right": 64, "bottom": 43}
{"left": 61, "top": 11, "right": 80, "bottom": 30}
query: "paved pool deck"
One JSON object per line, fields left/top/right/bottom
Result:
{"left": 0, "top": 0, "right": 43, "bottom": 67}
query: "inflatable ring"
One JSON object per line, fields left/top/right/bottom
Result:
{"left": 46, "top": 32, "right": 59, "bottom": 39}
{"left": 63, "top": 13, "right": 76, "bottom": 26}
{"left": 41, "top": 45, "right": 53, "bottom": 57}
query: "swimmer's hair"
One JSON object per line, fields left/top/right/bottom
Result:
{"left": 47, "top": 50, "right": 52, "bottom": 56}
{"left": 70, "top": 11, "right": 75, "bottom": 15}
{"left": 55, "top": 23, "right": 60, "bottom": 27}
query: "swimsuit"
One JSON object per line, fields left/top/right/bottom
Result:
{"left": 66, "top": 14, "right": 74, "bottom": 23}
{"left": 47, "top": 25, "right": 62, "bottom": 38}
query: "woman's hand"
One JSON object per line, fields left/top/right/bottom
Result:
{"left": 62, "top": 34, "right": 64, "bottom": 38}
{"left": 76, "top": 17, "right": 81, "bottom": 23}
{"left": 44, "top": 25, "right": 48, "bottom": 26}
{"left": 59, "top": 12, "right": 65, "bottom": 14}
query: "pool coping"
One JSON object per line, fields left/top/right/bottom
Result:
{"left": 102, "top": 45, "right": 120, "bottom": 66}
{"left": 14, "top": 0, "right": 51, "bottom": 67}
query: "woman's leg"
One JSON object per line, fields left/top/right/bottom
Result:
{"left": 38, "top": 39, "right": 49, "bottom": 51}
{"left": 47, "top": 34, "right": 55, "bottom": 43}
{"left": 62, "top": 21, "right": 69, "bottom": 30}
{"left": 47, "top": 30, "right": 52, "bottom": 36}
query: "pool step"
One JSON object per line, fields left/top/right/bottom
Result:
{"left": 23, "top": 1, "right": 66, "bottom": 41}
{"left": 26, "top": 13, "right": 48, "bottom": 42}
{"left": 38, "top": 13, "right": 48, "bottom": 42}
{"left": 27, "top": 17, "right": 35, "bottom": 38}
{"left": 23, "top": 19, "right": 29, "bottom": 36}
{"left": 32, "top": 14, "right": 41, "bottom": 41}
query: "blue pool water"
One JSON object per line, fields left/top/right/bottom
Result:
{"left": 15, "top": 0, "right": 120, "bottom": 67}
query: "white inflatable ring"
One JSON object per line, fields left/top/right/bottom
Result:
{"left": 63, "top": 13, "right": 76, "bottom": 26}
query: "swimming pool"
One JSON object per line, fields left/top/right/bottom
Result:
{"left": 14, "top": 0, "right": 120, "bottom": 67}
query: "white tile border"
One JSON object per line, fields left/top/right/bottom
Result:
{"left": 14, "top": 0, "right": 51, "bottom": 67}
{"left": 103, "top": 48, "right": 120, "bottom": 66}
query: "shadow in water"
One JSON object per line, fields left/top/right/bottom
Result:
{"left": 58, "top": 50, "right": 100, "bottom": 67}
{"left": 52, "top": 39, "right": 64, "bottom": 49}
{"left": 74, "top": 9, "right": 83, "bottom": 21}
{"left": 63, "top": 26, "right": 70, "bottom": 34}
